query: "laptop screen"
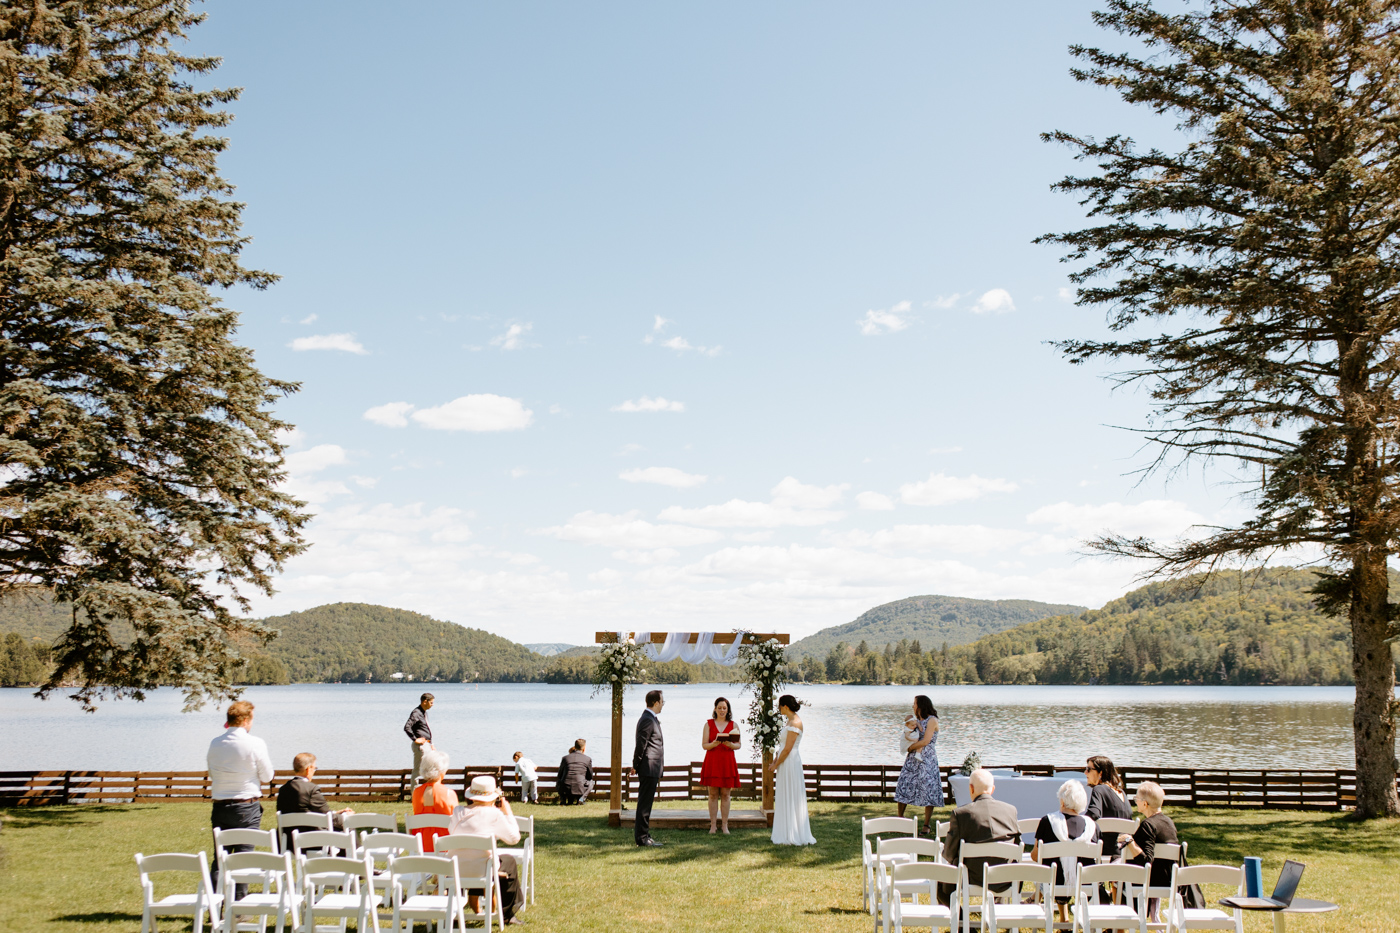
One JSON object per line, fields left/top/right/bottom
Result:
{"left": 1271, "top": 860, "right": 1305, "bottom": 904}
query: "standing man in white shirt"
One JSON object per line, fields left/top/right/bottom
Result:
{"left": 207, "top": 700, "right": 274, "bottom": 897}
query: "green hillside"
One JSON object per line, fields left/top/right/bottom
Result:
{"left": 259, "top": 603, "right": 544, "bottom": 683}
{"left": 787, "top": 595, "right": 1087, "bottom": 661}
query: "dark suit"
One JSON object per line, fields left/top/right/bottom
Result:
{"left": 631, "top": 707, "right": 664, "bottom": 842}
{"left": 557, "top": 751, "right": 594, "bottom": 805}
{"left": 275, "top": 775, "right": 344, "bottom": 852}
{"left": 938, "top": 792, "right": 1020, "bottom": 905}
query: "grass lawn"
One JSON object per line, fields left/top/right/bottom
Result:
{"left": 1, "top": 798, "right": 1395, "bottom": 932}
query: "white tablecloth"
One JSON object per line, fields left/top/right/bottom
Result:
{"left": 947, "top": 772, "right": 1089, "bottom": 843}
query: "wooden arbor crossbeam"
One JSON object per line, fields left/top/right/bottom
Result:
{"left": 595, "top": 631, "right": 790, "bottom": 825}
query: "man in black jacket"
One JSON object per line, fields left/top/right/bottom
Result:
{"left": 938, "top": 768, "right": 1020, "bottom": 905}
{"left": 275, "top": 753, "right": 354, "bottom": 852}
{"left": 404, "top": 693, "right": 434, "bottom": 784}
{"left": 556, "top": 739, "right": 594, "bottom": 805}
{"left": 629, "top": 690, "right": 665, "bottom": 846}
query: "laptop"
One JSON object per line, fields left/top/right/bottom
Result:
{"left": 1221, "top": 860, "right": 1305, "bottom": 910}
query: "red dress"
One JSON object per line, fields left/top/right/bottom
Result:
{"left": 699, "top": 719, "right": 741, "bottom": 788}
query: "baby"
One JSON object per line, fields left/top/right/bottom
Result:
{"left": 903, "top": 715, "right": 924, "bottom": 762}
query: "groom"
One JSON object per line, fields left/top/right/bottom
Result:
{"left": 630, "top": 689, "right": 665, "bottom": 846}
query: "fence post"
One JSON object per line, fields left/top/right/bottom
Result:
{"left": 62, "top": 771, "right": 71, "bottom": 806}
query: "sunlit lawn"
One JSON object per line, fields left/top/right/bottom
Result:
{"left": 1, "top": 798, "right": 1395, "bottom": 932}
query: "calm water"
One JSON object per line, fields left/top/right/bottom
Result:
{"left": 0, "top": 683, "right": 1377, "bottom": 773}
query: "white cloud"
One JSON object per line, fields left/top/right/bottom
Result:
{"left": 289, "top": 333, "right": 368, "bottom": 354}
{"left": 299, "top": 313, "right": 318, "bottom": 325}
{"left": 825, "top": 523, "right": 1069, "bottom": 556}
{"left": 611, "top": 548, "right": 680, "bottom": 565}
{"left": 925, "top": 294, "right": 962, "bottom": 310}
{"left": 770, "top": 476, "right": 848, "bottom": 508}
{"left": 644, "top": 317, "right": 720, "bottom": 355}
{"left": 859, "top": 300, "right": 913, "bottom": 336}
{"left": 617, "top": 443, "right": 643, "bottom": 457}
{"left": 538, "top": 511, "right": 722, "bottom": 549}
{"left": 620, "top": 467, "right": 708, "bottom": 488}
{"left": 856, "top": 491, "right": 895, "bottom": 511}
{"left": 612, "top": 396, "right": 685, "bottom": 413}
{"left": 280, "top": 444, "right": 351, "bottom": 503}
{"left": 1026, "top": 499, "right": 1206, "bottom": 540}
{"left": 899, "top": 471, "right": 1018, "bottom": 506}
{"left": 929, "top": 446, "right": 963, "bottom": 454}
{"left": 490, "top": 322, "right": 534, "bottom": 350}
{"left": 658, "top": 500, "right": 844, "bottom": 528}
{"left": 1058, "top": 287, "right": 1074, "bottom": 302}
{"left": 364, "top": 401, "right": 415, "bottom": 428}
{"left": 411, "top": 395, "right": 533, "bottom": 432}
{"left": 972, "top": 289, "right": 1016, "bottom": 314}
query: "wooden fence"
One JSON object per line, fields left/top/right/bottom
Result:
{"left": 2, "top": 764, "right": 1392, "bottom": 811}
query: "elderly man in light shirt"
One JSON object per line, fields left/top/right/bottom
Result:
{"left": 207, "top": 700, "right": 274, "bottom": 898}
{"left": 448, "top": 776, "right": 525, "bottom": 925}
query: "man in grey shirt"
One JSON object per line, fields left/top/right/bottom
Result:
{"left": 404, "top": 693, "right": 434, "bottom": 783}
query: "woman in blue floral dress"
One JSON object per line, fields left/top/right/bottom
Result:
{"left": 893, "top": 694, "right": 943, "bottom": 834}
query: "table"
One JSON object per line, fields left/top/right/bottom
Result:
{"left": 948, "top": 772, "right": 1088, "bottom": 842}
{"left": 1221, "top": 897, "right": 1338, "bottom": 933}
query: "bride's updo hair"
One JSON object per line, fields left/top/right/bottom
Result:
{"left": 777, "top": 694, "right": 801, "bottom": 713}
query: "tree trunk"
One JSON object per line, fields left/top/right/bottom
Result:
{"left": 1350, "top": 552, "right": 1399, "bottom": 818}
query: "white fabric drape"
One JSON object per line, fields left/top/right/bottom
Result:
{"left": 630, "top": 632, "right": 744, "bottom": 666}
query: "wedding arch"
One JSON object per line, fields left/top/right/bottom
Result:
{"left": 593, "top": 631, "right": 790, "bottom": 827}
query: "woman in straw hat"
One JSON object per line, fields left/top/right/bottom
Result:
{"left": 448, "top": 775, "right": 525, "bottom": 925}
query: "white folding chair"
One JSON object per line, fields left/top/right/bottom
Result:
{"left": 957, "top": 841, "right": 1022, "bottom": 933}
{"left": 862, "top": 817, "right": 918, "bottom": 912}
{"left": 434, "top": 834, "right": 505, "bottom": 933}
{"left": 934, "top": 821, "right": 950, "bottom": 842}
{"left": 218, "top": 851, "right": 301, "bottom": 933}
{"left": 389, "top": 854, "right": 468, "bottom": 933}
{"left": 1138, "top": 842, "right": 1181, "bottom": 931}
{"left": 983, "top": 862, "right": 1055, "bottom": 933}
{"left": 875, "top": 837, "right": 944, "bottom": 933}
{"left": 496, "top": 814, "right": 536, "bottom": 907}
{"left": 298, "top": 854, "right": 381, "bottom": 933}
{"left": 213, "top": 827, "right": 281, "bottom": 898}
{"left": 135, "top": 851, "right": 223, "bottom": 933}
{"left": 344, "top": 812, "right": 398, "bottom": 846}
{"left": 405, "top": 812, "right": 453, "bottom": 853}
{"left": 1167, "top": 865, "right": 1243, "bottom": 933}
{"left": 1038, "top": 839, "right": 1103, "bottom": 914}
{"left": 883, "top": 862, "right": 961, "bottom": 933}
{"left": 1096, "top": 818, "right": 1137, "bottom": 860}
{"left": 289, "top": 829, "right": 356, "bottom": 861}
{"left": 358, "top": 831, "right": 422, "bottom": 902}
{"left": 1072, "top": 863, "right": 1149, "bottom": 933}
{"left": 276, "top": 812, "right": 333, "bottom": 853}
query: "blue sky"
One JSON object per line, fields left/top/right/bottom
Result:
{"left": 193, "top": 1, "right": 1246, "bottom": 643}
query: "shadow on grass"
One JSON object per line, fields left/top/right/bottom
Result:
{"left": 1178, "top": 810, "right": 1400, "bottom": 861}
{"left": 0, "top": 804, "right": 155, "bottom": 829}
{"left": 51, "top": 912, "right": 143, "bottom": 924}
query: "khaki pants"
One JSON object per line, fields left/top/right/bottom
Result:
{"left": 411, "top": 741, "right": 425, "bottom": 783}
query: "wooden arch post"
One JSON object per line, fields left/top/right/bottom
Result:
{"left": 596, "top": 631, "right": 789, "bottom": 827}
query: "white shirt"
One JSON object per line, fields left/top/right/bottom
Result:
{"left": 207, "top": 726, "right": 274, "bottom": 800}
{"left": 448, "top": 804, "right": 521, "bottom": 845}
{"left": 514, "top": 758, "right": 537, "bottom": 781}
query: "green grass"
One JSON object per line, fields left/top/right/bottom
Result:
{"left": 1, "top": 799, "right": 1395, "bottom": 932}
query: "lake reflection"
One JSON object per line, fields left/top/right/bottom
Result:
{"left": 0, "top": 683, "right": 1377, "bottom": 773}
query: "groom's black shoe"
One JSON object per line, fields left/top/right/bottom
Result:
{"left": 638, "top": 837, "right": 664, "bottom": 847}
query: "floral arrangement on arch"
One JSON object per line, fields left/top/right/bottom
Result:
{"left": 592, "top": 638, "right": 646, "bottom": 712}
{"left": 736, "top": 636, "right": 787, "bottom": 758}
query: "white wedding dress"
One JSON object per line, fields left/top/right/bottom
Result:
{"left": 771, "top": 725, "right": 816, "bottom": 845}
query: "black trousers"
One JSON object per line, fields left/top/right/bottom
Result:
{"left": 467, "top": 853, "right": 524, "bottom": 923}
{"left": 634, "top": 771, "right": 659, "bottom": 843}
{"left": 211, "top": 798, "right": 263, "bottom": 900}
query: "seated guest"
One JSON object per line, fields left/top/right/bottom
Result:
{"left": 1117, "top": 780, "right": 1178, "bottom": 922}
{"left": 938, "top": 768, "right": 1020, "bottom": 906}
{"left": 1084, "top": 755, "right": 1132, "bottom": 858}
{"left": 1031, "top": 779, "right": 1100, "bottom": 923}
{"left": 276, "top": 752, "right": 355, "bottom": 851}
{"left": 411, "top": 749, "right": 457, "bottom": 853}
{"left": 448, "top": 776, "right": 525, "bottom": 926}
{"left": 556, "top": 739, "right": 593, "bottom": 805}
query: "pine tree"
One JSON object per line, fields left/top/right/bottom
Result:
{"left": 0, "top": 2, "right": 308, "bottom": 708}
{"left": 1041, "top": 0, "right": 1400, "bottom": 816}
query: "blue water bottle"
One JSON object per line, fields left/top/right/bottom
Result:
{"left": 1243, "top": 857, "right": 1263, "bottom": 898}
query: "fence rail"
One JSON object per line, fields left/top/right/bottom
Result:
{"left": 2, "top": 764, "right": 1392, "bottom": 811}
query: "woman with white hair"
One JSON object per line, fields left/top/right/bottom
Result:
{"left": 1119, "top": 780, "right": 1179, "bottom": 920}
{"left": 1030, "top": 779, "right": 1101, "bottom": 922}
{"left": 411, "top": 749, "right": 456, "bottom": 852}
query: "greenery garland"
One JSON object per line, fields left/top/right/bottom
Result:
{"left": 736, "top": 636, "right": 788, "bottom": 758}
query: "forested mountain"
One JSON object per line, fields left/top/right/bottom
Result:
{"left": 797, "top": 568, "right": 1396, "bottom": 686}
{"left": 787, "top": 595, "right": 1086, "bottom": 661}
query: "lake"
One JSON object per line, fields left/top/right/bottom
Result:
{"left": 0, "top": 683, "right": 1380, "bottom": 773}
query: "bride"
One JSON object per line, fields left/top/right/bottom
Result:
{"left": 770, "top": 694, "right": 816, "bottom": 846}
